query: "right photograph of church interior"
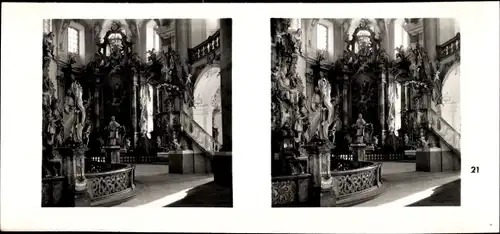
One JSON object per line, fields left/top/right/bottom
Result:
{"left": 271, "top": 18, "right": 460, "bottom": 207}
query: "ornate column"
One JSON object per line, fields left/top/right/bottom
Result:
{"left": 379, "top": 69, "right": 387, "bottom": 145}
{"left": 342, "top": 74, "right": 349, "bottom": 128}
{"left": 131, "top": 72, "right": 138, "bottom": 148}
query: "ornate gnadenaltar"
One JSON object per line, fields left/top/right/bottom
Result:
{"left": 147, "top": 46, "right": 195, "bottom": 152}
{"left": 271, "top": 18, "right": 339, "bottom": 207}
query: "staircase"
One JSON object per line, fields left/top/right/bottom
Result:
{"left": 427, "top": 109, "right": 461, "bottom": 156}
{"left": 180, "top": 110, "right": 221, "bottom": 157}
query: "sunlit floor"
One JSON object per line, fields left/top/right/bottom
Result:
{"left": 115, "top": 164, "right": 232, "bottom": 207}
{"left": 355, "top": 162, "right": 460, "bottom": 207}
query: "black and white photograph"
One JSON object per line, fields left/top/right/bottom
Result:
{"left": 271, "top": 18, "right": 461, "bottom": 207}
{"left": 41, "top": 18, "right": 233, "bottom": 207}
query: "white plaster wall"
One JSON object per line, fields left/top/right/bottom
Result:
{"left": 192, "top": 67, "right": 221, "bottom": 135}
{"left": 438, "top": 18, "right": 458, "bottom": 44}
{"left": 205, "top": 19, "right": 220, "bottom": 38}
{"left": 189, "top": 19, "right": 206, "bottom": 48}
{"left": 441, "top": 64, "right": 461, "bottom": 133}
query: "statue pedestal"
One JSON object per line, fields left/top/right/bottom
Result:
{"left": 305, "top": 144, "right": 337, "bottom": 207}
{"left": 103, "top": 146, "right": 121, "bottom": 164}
{"left": 58, "top": 146, "right": 91, "bottom": 207}
{"left": 351, "top": 143, "right": 367, "bottom": 162}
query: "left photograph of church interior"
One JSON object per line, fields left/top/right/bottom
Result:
{"left": 42, "top": 18, "right": 233, "bottom": 207}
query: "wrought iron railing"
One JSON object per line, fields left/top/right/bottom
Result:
{"left": 427, "top": 108, "right": 461, "bottom": 152}
{"left": 188, "top": 30, "right": 221, "bottom": 63}
{"left": 331, "top": 161, "right": 382, "bottom": 199}
{"left": 85, "top": 163, "right": 136, "bottom": 201}
{"left": 436, "top": 33, "right": 460, "bottom": 61}
{"left": 181, "top": 110, "right": 222, "bottom": 154}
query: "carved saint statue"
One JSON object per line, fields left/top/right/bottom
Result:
{"left": 43, "top": 32, "right": 55, "bottom": 59}
{"left": 354, "top": 113, "right": 366, "bottom": 144}
{"left": 105, "top": 116, "right": 122, "bottom": 146}
{"left": 292, "top": 28, "right": 303, "bottom": 54}
{"left": 318, "top": 77, "right": 334, "bottom": 140}
{"left": 63, "top": 76, "right": 86, "bottom": 145}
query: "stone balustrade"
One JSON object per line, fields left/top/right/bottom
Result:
{"left": 188, "top": 30, "right": 221, "bottom": 63}
{"left": 436, "top": 33, "right": 460, "bottom": 61}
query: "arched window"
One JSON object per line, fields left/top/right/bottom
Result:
{"left": 67, "top": 27, "right": 80, "bottom": 55}
{"left": 394, "top": 19, "right": 410, "bottom": 58}
{"left": 67, "top": 21, "right": 85, "bottom": 62}
{"left": 43, "top": 19, "right": 52, "bottom": 34}
{"left": 316, "top": 24, "right": 328, "bottom": 51}
{"left": 146, "top": 20, "right": 160, "bottom": 55}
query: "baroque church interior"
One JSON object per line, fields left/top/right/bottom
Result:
{"left": 271, "top": 18, "right": 460, "bottom": 207}
{"left": 42, "top": 18, "right": 233, "bottom": 207}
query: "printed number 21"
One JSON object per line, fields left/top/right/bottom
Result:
{"left": 471, "top": 166, "right": 480, "bottom": 173}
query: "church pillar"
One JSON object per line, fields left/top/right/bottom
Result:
{"left": 379, "top": 70, "right": 387, "bottom": 145}
{"left": 213, "top": 19, "right": 232, "bottom": 187}
{"left": 219, "top": 19, "right": 232, "bottom": 152}
{"left": 342, "top": 75, "right": 349, "bottom": 128}
{"left": 420, "top": 19, "right": 438, "bottom": 124}
{"left": 175, "top": 19, "right": 190, "bottom": 69}
{"left": 423, "top": 18, "right": 438, "bottom": 61}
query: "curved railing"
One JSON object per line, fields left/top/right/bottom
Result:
{"left": 181, "top": 110, "right": 222, "bottom": 153}
{"left": 188, "top": 30, "right": 221, "bottom": 63}
{"left": 330, "top": 161, "right": 382, "bottom": 201}
{"left": 427, "top": 109, "right": 461, "bottom": 152}
{"left": 85, "top": 163, "right": 136, "bottom": 202}
{"left": 437, "top": 33, "right": 460, "bottom": 61}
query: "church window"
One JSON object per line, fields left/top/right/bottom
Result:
{"left": 146, "top": 21, "right": 160, "bottom": 55}
{"left": 316, "top": 24, "right": 328, "bottom": 51}
{"left": 67, "top": 27, "right": 79, "bottom": 54}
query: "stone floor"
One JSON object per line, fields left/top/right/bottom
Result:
{"left": 117, "top": 162, "right": 458, "bottom": 208}
{"left": 115, "top": 164, "right": 219, "bottom": 207}
{"left": 355, "top": 162, "right": 461, "bottom": 207}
